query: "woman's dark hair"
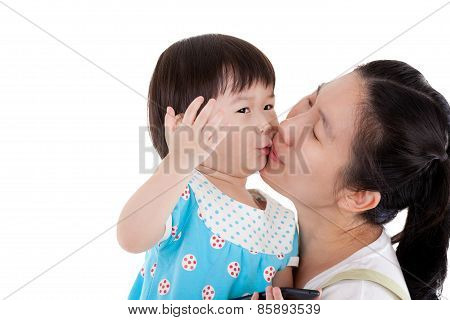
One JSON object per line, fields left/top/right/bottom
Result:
{"left": 337, "top": 60, "right": 450, "bottom": 299}
{"left": 147, "top": 34, "right": 275, "bottom": 158}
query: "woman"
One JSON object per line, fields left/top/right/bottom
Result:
{"left": 254, "top": 60, "right": 450, "bottom": 299}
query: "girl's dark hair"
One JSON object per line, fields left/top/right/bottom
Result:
{"left": 337, "top": 60, "right": 450, "bottom": 299}
{"left": 147, "top": 34, "right": 275, "bottom": 158}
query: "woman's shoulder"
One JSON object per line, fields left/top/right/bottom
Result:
{"left": 320, "top": 279, "right": 401, "bottom": 299}
{"left": 303, "top": 230, "right": 411, "bottom": 299}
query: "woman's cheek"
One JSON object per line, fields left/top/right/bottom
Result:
{"left": 292, "top": 140, "right": 314, "bottom": 174}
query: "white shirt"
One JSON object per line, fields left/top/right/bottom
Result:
{"left": 302, "top": 229, "right": 411, "bottom": 299}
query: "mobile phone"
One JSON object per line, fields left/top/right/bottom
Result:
{"left": 233, "top": 288, "right": 320, "bottom": 300}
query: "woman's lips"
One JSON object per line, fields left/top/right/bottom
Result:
{"left": 258, "top": 146, "right": 271, "bottom": 155}
{"left": 269, "top": 146, "right": 279, "bottom": 162}
{"left": 269, "top": 144, "right": 282, "bottom": 163}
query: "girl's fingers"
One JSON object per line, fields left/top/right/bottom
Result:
{"left": 194, "top": 98, "right": 216, "bottom": 128}
{"left": 203, "top": 109, "right": 225, "bottom": 143}
{"left": 206, "top": 108, "right": 223, "bottom": 128}
{"left": 265, "top": 286, "right": 274, "bottom": 300}
{"left": 272, "top": 287, "right": 284, "bottom": 300}
{"left": 183, "top": 96, "right": 205, "bottom": 125}
{"left": 174, "top": 113, "right": 184, "bottom": 129}
{"left": 164, "top": 106, "right": 176, "bottom": 132}
{"left": 251, "top": 292, "right": 259, "bottom": 300}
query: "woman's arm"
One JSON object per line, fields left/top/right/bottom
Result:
{"left": 272, "top": 267, "right": 294, "bottom": 288}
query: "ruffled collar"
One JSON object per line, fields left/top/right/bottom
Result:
{"left": 188, "top": 169, "right": 297, "bottom": 255}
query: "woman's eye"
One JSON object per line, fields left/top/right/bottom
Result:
{"left": 264, "top": 104, "right": 274, "bottom": 110}
{"left": 307, "top": 98, "right": 313, "bottom": 107}
{"left": 236, "top": 107, "right": 250, "bottom": 113}
{"left": 313, "top": 127, "right": 318, "bottom": 140}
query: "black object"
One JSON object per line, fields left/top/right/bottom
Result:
{"left": 233, "top": 288, "right": 320, "bottom": 300}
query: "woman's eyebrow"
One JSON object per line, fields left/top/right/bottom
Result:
{"left": 315, "top": 82, "right": 334, "bottom": 141}
{"left": 316, "top": 82, "right": 325, "bottom": 96}
{"left": 319, "top": 108, "right": 334, "bottom": 141}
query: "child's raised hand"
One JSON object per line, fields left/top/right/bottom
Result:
{"left": 164, "top": 96, "right": 227, "bottom": 171}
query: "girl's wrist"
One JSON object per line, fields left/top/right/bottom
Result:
{"left": 164, "top": 152, "right": 196, "bottom": 176}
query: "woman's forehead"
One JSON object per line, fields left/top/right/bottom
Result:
{"left": 316, "top": 73, "right": 362, "bottom": 138}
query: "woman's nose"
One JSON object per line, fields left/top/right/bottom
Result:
{"left": 278, "top": 116, "right": 312, "bottom": 147}
{"left": 277, "top": 119, "right": 294, "bottom": 146}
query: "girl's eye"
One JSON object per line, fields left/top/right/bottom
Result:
{"left": 307, "top": 97, "right": 313, "bottom": 107}
{"left": 264, "top": 104, "right": 274, "bottom": 110}
{"left": 236, "top": 107, "right": 250, "bottom": 114}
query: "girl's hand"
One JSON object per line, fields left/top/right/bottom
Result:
{"left": 164, "top": 96, "right": 226, "bottom": 170}
{"left": 251, "top": 286, "right": 323, "bottom": 300}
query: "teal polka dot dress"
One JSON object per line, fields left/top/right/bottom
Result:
{"left": 128, "top": 169, "right": 299, "bottom": 300}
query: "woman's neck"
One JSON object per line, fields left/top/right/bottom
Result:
{"left": 293, "top": 200, "right": 382, "bottom": 286}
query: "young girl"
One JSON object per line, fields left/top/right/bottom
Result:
{"left": 118, "top": 34, "right": 299, "bottom": 299}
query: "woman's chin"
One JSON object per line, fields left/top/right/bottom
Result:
{"left": 260, "top": 153, "right": 284, "bottom": 175}
{"left": 260, "top": 167, "right": 287, "bottom": 197}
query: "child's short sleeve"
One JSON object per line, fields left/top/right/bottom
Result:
{"left": 157, "top": 213, "right": 173, "bottom": 244}
{"left": 156, "top": 184, "right": 196, "bottom": 248}
{"left": 283, "top": 225, "right": 300, "bottom": 268}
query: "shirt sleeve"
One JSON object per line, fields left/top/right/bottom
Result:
{"left": 156, "top": 184, "right": 196, "bottom": 248}
{"left": 157, "top": 213, "right": 173, "bottom": 245}
{"left": 283, "top": 223, "right": 300, "bottom": 268}
{"left": 320, "top": 280, "right": 400, "bottom": 300}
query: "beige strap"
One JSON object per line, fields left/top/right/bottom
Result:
{"left": 320, "top": 268, "right": 410, "bottom": 300}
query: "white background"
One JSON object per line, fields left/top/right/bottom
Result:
{"left": 0, "top": 0, "right": 449, "bottom": 301}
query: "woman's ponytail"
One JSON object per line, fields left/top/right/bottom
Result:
{"left": 393, "top": 157, "right": 450, "bottom": 299}
{"left": 342, "top": 60, "right": 450, "bottom": 299}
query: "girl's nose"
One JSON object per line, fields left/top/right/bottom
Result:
{"left": 259, "top": 122, "right": 277, "bottom": 137}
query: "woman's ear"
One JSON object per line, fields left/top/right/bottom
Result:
{"left": 337, "top": 189, "right": 381, "bottom": 214}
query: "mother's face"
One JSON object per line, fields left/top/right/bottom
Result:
{"left": 260, "top": 72, "right": 363, "bottom": 209}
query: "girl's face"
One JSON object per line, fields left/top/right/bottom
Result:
{"left": 201, "top": 82, "right": 279, "bottom": 177}
{"left": 260, "top": 72, "right": 362, "bottom": 209}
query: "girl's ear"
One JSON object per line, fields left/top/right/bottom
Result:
{"left": 336, "top": 188, "right": 381, "bottom": 215}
